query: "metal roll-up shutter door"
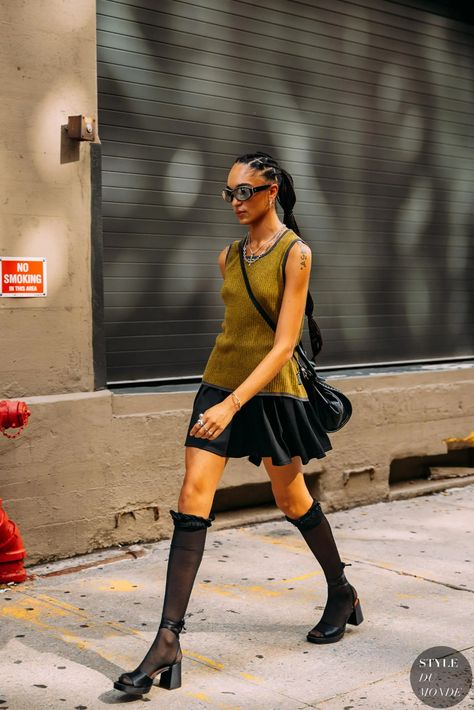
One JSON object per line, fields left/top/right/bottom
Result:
{"left": 97, "top": 0, "right": 474, "bottom": 384}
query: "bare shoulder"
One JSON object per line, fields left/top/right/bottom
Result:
{"left": 285, "top": 238, "right": 312, "bottom": 275}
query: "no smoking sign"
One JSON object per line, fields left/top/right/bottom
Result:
{"left": 0, "top": 257, "right": 47, "bottom": 297}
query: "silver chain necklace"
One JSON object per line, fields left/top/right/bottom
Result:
{"left": 243, "top": 225, "right": 287, "bottom": 265}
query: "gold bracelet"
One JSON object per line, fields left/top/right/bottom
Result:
{"left": 231, "top": 392, "right": 241, "bottom": 411}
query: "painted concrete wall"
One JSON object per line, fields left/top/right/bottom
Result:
{"left": 2, "top": 366, "right": 472, "bottom": 565}
{"left": 0, "top": 1, "right": 97, "bottom": 397}
{"left": 1, "top": 1, "right": 473, "bottom": 566}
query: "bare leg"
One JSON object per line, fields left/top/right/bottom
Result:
{"left": 178, "top": 446, "right": 229, "bottom": 517}
{"left": 262, "top": 455, "right": 314, "bottom": 519}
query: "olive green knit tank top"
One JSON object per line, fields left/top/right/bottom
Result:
{"left": 202, "top": 228, "right": 308, "bottom": 400}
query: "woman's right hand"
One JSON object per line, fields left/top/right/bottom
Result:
{"left": 188, "top": 398, "right": 237, "bottom": 441}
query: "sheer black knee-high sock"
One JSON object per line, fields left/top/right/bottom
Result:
{"left": 124, "top": 509, "right": 214, "bottom": 680}
{"left": 285, "top": 499, "right": 355, "bottom": 636}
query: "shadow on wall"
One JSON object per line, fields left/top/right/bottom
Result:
{"left": 212, "top": 470, "right": 323, "bottom": 513}
{"left": 98, "top": 0, "right": 474, "bottom": 382}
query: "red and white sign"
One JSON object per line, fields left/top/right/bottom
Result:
{"left": 0, "top": 257, "right": 47, "bottom": 297}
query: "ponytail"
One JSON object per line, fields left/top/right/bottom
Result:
{"left": 306, "top": 294, "right": 323, "bottom": 359}
{"left": 277, "top": 168, "right": 301, "bottom": 236}
{"left": 233, "top": 151, "right": 323, "bottom": 359}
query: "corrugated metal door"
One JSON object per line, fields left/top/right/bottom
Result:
{"left": 97, "top": 0, "right": 474, "bottom": 384}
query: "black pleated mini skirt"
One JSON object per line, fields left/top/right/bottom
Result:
{"left": 184, "top": 383, "right": 332, "bottom": 467}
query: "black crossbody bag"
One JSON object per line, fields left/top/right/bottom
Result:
{"left": 239, "top": 238, "right": 352, "bottom": 432}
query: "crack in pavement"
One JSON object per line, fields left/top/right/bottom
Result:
{"left": 350, "top": 558, "right": 474, "bottom": 593}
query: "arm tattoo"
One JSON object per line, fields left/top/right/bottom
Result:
{"left": 297, "top": 240, "right": 309, "bottom": 270}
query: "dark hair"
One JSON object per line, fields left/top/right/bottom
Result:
{"left": 233, "top": 151, "right": 323, "bottom": 359}
{"left": 234, "top": 151, "right": 300, "bottom": 236}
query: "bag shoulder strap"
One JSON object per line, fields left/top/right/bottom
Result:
{"left": 238, "top": 237, "right": 277, "bottom": 332}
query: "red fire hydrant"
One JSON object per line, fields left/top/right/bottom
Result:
{"left": 0, "top": 400, "right": 31, "bottom": 439}
{"left": 0, "top": 500, "right": 27, "bottom": 583}
{"left": 0, "top": 400, "right": 31, "bottom": 583}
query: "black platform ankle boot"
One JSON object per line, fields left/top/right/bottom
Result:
{"left": 285, "top": 499, "right": 364, "bottom": 644}
{"left": 113, "top": 509, "right": 215, "bottom": 695}
{"left": 306, "top": 562, "right": 364, "bottom": 644}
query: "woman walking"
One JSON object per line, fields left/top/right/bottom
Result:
{"left": 114, "top": 152, "right": 363, "bottom": 696}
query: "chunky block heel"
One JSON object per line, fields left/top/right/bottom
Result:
{"left": 347, "top": 597, "right": 364, "bottom": 625}
{"left": 306, "top": 563, "right": 365, "bottom": 644}
{"left": 159, "top": 659, "right": 182, "bottom": 690}
{"left": 114, "top": 617, "right": 185, "bottom": 695}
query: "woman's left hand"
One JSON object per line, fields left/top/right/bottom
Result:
{"left": 189, "top": 399, "right": 237, "bottom": 440}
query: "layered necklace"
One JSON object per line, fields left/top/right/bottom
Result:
{"left": 243, "top": 225, "right": 287, "bottom": 265}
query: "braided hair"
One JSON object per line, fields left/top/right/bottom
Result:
{"left": 234, "top": 151, "right": 300, "bottom": 236}
{"left": 234, "top": 151, "right": 323, "bottom": 358}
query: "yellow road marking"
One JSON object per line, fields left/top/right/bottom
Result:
{"left": 2, "top": 592, "right": 231, "bottom": 675}
{"left": 185, "top": 650, "right": 225, "bottom": 670}
{"left": 96, "top": 579, "right": 140, "bottom": 592}
{"left": 2, "top": 597, "right": 94, "bottom": 654}
{"left": 173, "top": 651, "right": 262, "bottom": 684}
{"left": 197, "top": 582, "right": 280, "bottom": 598}
{"left": 278, "top": 571, "right": 322, "bottom": 583}
{"left": 236, "top": 529, "right": 308, "bottom": 553}
{"left": 2, "top": 590, "right": 269, "bottom": 703}
{"left": 0, "top": 594, "right": 145, "bottom": 666}
{"left": 244, "top": 585, "right": 280, "bottom": 597}
{"left": 197, "top": 582, "right": 236, "bottom": 598}
{"left": 186, "top": 691, "right": 243, "bottom": 710}
{"left": 196, "top": 569, "right": 323, "bottom": 601}
{"left": 240, "top": 672, "right": 262, "bottom": 682}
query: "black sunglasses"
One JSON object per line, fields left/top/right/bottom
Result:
{"left": 222, "top": 184, "right": 271, "bottom": 203}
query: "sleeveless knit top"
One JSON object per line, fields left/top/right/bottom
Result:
{"left": 201, "top": 228, "right": 308, "bottom": 401}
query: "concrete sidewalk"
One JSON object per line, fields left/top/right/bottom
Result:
{"left": 1, "top": 486, "right": 473, "bottom": 710}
